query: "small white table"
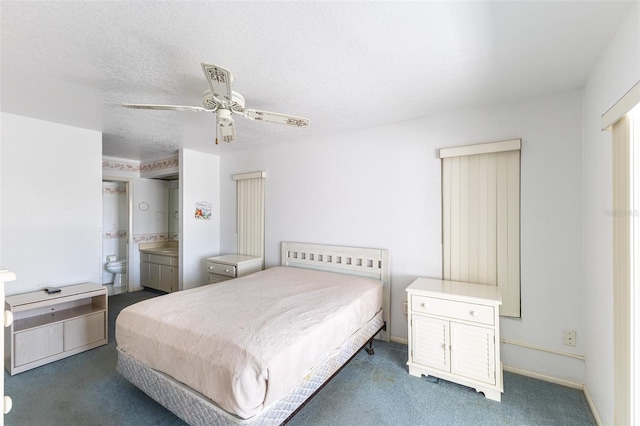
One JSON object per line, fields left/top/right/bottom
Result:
{"left": 206, "top": 254, "right": 263, "bottom": 284}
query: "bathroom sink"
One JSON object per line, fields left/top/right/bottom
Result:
{"left": 140, "top": 246, "right": 178, "bottom": 255}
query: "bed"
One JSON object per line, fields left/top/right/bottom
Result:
{"left": 116, "top": 242, "right": 390, "bottom": 425}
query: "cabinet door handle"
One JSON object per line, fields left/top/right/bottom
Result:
{"left": 225, "top": 269, "right": 230, "bottom": 273}
{"left": 421, "top": 303, "right": 427, "bottom": 308}
{"left": 470, "top": 310, "right": 477, "bottom": 317}
{"left": 4, "top": 395, "right": 12, "bottom": 415}
{"left": 4, "top": 310, "right": 13, "bottom": 327}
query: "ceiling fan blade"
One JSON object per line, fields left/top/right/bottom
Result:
{"left": 202, "top": 63, "right": 233, "bottom": 106}
{"left": 244, "top": 109, "right": 310, "bottom": 128}
{"left": 216, "top": 109, "right": 236, "bottom": 144}
{"left": 122, "top": 103, "right": 214, "bottom": 113}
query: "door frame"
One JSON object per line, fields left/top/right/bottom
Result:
{"left": 102, "top": 175, "right": 134, "bottom": 293}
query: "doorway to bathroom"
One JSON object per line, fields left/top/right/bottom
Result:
{"left": 102, "top": 179, "right": 131, "bottom": 296}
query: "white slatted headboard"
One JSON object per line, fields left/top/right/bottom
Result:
{"left": 281, "top": 241, "right": 390, "bottom": 342}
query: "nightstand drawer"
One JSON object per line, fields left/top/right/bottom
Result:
{"left": 209, "top": 274, "right": 231, "bottom": 284}
{"left": 411, "top": 295, "right": 494, "bottom": 325}
{"left": 206, "top": 262, "right": 236, "bottom": 277}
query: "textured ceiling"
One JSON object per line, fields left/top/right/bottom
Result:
{"left": 0, "top": 1, "right": 633, "bottom": 160}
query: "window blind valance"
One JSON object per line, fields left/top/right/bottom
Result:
{"left": 602, "top": 80, "right": 640, "bottom": 131}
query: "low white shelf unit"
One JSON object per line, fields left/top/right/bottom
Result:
{"left": 4, "top": 282, "right": 107, "bottom": 375}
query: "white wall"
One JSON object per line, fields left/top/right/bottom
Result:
{"left": 220, "top": 89, "right": 586, "bottom": 383}
{"left": 180, "top": 149, "right": 220, "bottom": 290}
{"left": 1, "top": 113, "right": 102, "bottom": 294}
{"left": 582, "top": 3, "right": 640, "bottom": 424}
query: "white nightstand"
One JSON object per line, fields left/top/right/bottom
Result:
{"left": 406, "top": 277, "right": 503, "bottom": 401}
{"left": 206, "top": 254, "right": 263, "bottom": 284}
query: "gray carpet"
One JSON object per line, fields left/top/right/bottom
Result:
{"left": 5, "top": 289, "right": 596, "bottom": 426}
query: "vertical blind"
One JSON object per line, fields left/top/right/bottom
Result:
{"left": 611, "top": 114, "right": 632, "bottom": 426}
{"left": 610, "top": 108, "right": 640, "bottom": 426}
{"left": 440, "top": 139, "right": 521, "bottom": 317}
{"left": 233, "top": 171, "right": 266, "bottom": 268}
{"left": 603, "top": 80, "right": 639, "bottom": 426}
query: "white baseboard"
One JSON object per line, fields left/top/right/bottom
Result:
{"left": 389, "top": 336, "right": 601, "bottom": 424}
{"left": 582, "top": 385, "right": 603, "bottom": 426}
{"left": 503, "top": 365, "right": 601, "bottom": 426}
{"left": 502, "top": 364, "right": 583, "bottom": 389}
{"left": 390, "top": 335, "right": 408, "bottom": 345}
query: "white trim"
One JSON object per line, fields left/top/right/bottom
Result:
{"left": 503, "top": 364, "right": 602, "bottom": 426}
{"left": 390, "top": 336, "right": 408, "bottom": 345}
{"left": 502, "top": 365, "right": 583, "bottom": 390}
{"left": 501, "top": 338, "right": 585, "bottom": 361}
{"left": 387, "top": 336, "right": 602, "bottom": 424}
{"left": 232, "top": 171, "right": 266, "bottom": 181}
{"left": 439, "top": 139, "right": 521, "bottom": 159}
{"left": 602, "top": 80, "right": 640, "bottom": 131}
{"left": 631, "top": 106, "right": 639, "bottom": 426}
{"left": 583, "top": 386, "right": 604, "bottom": 426}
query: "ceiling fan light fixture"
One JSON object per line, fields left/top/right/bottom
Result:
{"left": 217, "top": 108, "right": 233, "bottom": 126}
{"left": 123, "top": 62, "right": 309, "bottom": 145}
{"left": 216, "top": 109, "right": 236, "bottom": 143}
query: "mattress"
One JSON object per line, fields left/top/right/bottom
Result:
{"left": 115, "top": 266, "right": 382, "bottom": 420}
{"left": 116, "top": 311, "right": 384, "bottom": 425}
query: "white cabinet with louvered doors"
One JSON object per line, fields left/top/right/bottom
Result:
{"left": 406, "top": 277, "right": 503, "bottom": 402}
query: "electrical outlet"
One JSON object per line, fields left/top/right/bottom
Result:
{"left": 402, "top": 301, "right": 408, "bottom": 315}
{"left": 563, "top": 330, "right": 576, "bottom": 347}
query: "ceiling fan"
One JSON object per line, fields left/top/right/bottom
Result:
{"left": 122, "top": 63, "right": 310, "bottom": 144}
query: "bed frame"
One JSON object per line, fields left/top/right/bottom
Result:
{"left": 117, "top": 242, "right": 391, "bottom": 425}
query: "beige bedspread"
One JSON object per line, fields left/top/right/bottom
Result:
{"left": 115, "top": 266, "right": 382, "bottom": 419}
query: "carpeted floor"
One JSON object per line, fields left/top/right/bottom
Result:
{"left": 5, "top": 289, "right": 596, "bottom": 426}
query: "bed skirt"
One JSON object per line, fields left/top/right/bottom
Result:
{"left": 116, "top": 310, "right": 384, "bottom": 426}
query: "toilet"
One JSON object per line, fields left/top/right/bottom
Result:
{"left": 105, "top": 256, "right": 127, "bottom": 287}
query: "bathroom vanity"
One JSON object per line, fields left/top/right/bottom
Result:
{"left": 139, "top": 243, "right": 179, "bottom": 293}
